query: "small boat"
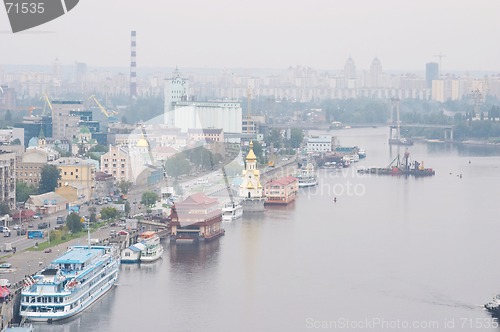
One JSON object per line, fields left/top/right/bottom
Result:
{"left": 138, "top": 231, "right": 164, "bottom": 263}
{"left": 222, "top": 201, "right": 243, "bottom": 222}
{"left": 485, "top": 294, "right": 500, "bottom": 317}
{"left": 389, "top": 138, "right": 414, "bottom": 146}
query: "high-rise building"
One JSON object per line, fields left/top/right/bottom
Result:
{"left": 369, "top": 57, "right": 383, "bottom": 88}
{"left": 0, "top": 150, "right": 16, "bottom": 208}
{"left": 15, "top": 115, "right": 52, "bottom": 147}
{"left": 51, "top": 100, "right": 83, "bottom": 141}
{"left": 164, "top": 69, "right": 189, "bottom": 127}
{"left": 426, "top": 62, "right": 439, "bottom": 88}
{"left": 344, "top": 56, "right": 356, "bottom": 80}
{"left": 130, "top": 30, "right": 137, "bottom": 98}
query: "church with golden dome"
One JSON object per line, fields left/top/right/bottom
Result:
{"left": 238, "top": 141, "right": 265, "bottom": 212}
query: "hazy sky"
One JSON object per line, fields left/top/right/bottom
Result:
{"left": 1, "top": 0, "right": 499, "bottom": 71}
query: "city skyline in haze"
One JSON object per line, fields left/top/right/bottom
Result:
{"left": 0, "top": 0, "right": 499, "bottom": 71}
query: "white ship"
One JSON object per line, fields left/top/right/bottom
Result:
{"left": 19, "top": 245, "right": 119, "bottom": 322}
{"left": 296, "top": 162, "right": 318, "bottom": 187}
{"left": 222, "top": 201, "right": 243, "bottom": 222}
{"left": 138, "top": 231, "right": 164, "bottom": 263}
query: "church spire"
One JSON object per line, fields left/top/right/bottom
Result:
{"left": 246, "top": 141, "right": 257, "bottom": 161}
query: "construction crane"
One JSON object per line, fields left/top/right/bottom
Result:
{"left": 87, "top": 95, "right": 118, "bottom": 118}
{"left": 433, "top": 53, "right": 446, "bottom": 78}
{"left": 40, "top": 93, "right": 53, "bottom": 116}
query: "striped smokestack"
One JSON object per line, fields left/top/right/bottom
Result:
{"left": 130, "top": 30, "right": 137, "bottom": 98}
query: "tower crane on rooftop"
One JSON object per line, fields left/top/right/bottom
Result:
{"left": 87, "top": 95, "right": 118, "bottom": 118}
{"left": 41, "top": 93, "right": 53, "bottom": 116}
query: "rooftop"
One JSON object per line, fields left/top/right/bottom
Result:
{"left": 52, "top": 246, "right": 105, "bottom": 265}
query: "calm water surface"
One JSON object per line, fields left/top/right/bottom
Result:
{"left": 36, "top": 128, "right": 500, "bottom": 331}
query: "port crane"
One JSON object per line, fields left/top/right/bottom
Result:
{"left": 87, "top": 95, "right": 118, "bottom": 118}
{"left": 41, "top": 93, "right": 53, "bottom": 116}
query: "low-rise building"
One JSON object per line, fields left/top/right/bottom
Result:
{"left": 170, "top": 193, "right": 224, "bottom": 243}
{"left": 264, "top": 176, "right": 298, "bottom": 205}
{"left": 50, "top": 157, "right": 96, "bottom": 201}
{"left": 25, "top": 192, "right": 68, "bottom": 215}
{"left": 306, "top": 135, "right": 335, "bottom": 153}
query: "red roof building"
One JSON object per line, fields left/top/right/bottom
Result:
{"left": 170, "top": 193, "right": 224, "bottom": 243}
{"left": 264, "top": 176, "right": 298, "bottom": 205}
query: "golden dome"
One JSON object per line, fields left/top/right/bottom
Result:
{"left": 136, "top": 138, "right": 149, "bottom": 148}
{"left": 246, "top": 141, "right": 257, "bottom": 161}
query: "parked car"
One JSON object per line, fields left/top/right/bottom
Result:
{"left": 16, "top": 228, "right": 26, "bottom": 236}
{"left": 37, "top": 222, "right": 49, "bottom": 229}
{"left": 3, "top": 231, "right": 10, "bottom": 237}
{"left": 44, "top": 248, "right": 52, "bottom": 253}
{"left": 0, "top": 279, "right": 11, "bottom": 287}
{"left": 0, "top": 263, "right": 11, "bottom": 269}
{"left": 0, "top": 227, "right": 10, "bottom": 233}
{"left": 12, "top": 225, "right": 20, "bottom": 230}
{"left": 56, "top": 216, "right": 65, "bottom": 224}
{"left": 3, "top": 243, "right": 12, "bottom": 252}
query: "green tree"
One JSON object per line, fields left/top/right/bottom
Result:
{"left": 89, "top": 206, "right": 97, "bottom": 223}
{"left": 124, "top": 201, "right": 131, "bottom": 215}
{"left": 117, "top": 180, "right": 133, "bottom": 195}
{"left": 100, "top": 207, "right": 119, "bottom": 220}
{"left": 165, "top": 154, "right": 191, "bottom": 178}
{"left": 10, "top": 138, "right": 21, "bottom": 145}
{"left": 88, "top": 144, "right": 109, "bottom": 153}
{"left": 66, "top": 212, "right": 83, "bottom": 233}
{"left": 289, "top": 128, "right": 304, "bottom": 148}
{"left": 39, "top": 165, "right": 61, "bottom": 194}
{"left": 16, "top": 181, "right": 37, "bottom": 203}
{"left": 141, "top": 191, "right": 158, "bottom": 208}
{"left": 0, "top": 202, "right": 10, "bottom": 215}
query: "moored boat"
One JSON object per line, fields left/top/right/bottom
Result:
{"left": 138, "top": 231, "right": 164, "bottom": 263}
{"left": 19, "top": 245, "right": 119, "bottom": 322}
{"left": 222, "top": 201, "right": 243, "bottom": 222}
{"left": 295, "top": 162, "right": 318, "bottom": 188}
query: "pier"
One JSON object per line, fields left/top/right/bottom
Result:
{"left": 0, "top": 222, "right": 166, "bottom": 327}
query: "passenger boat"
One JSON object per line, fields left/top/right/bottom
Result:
{"left": 138, "top": 231, "right": 164, "bottom": 263}
{"left": 295, "top": 162, "right": 318, "bottom": 187}
{"left": 19, "top": 245, "right": 119, "bottom": 322}
{"left": 222, "top": 201, "right": 243, "bottom": 222}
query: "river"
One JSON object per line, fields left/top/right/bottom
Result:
{"left": 35, "top": 127, "right": 500, "bottom": 331}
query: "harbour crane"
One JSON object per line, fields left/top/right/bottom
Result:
{"left": 87, "top": 95, "right": 118, "bottom": 118}
{"left": 40, "top": 93, "right": 53, "bottom": 116}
